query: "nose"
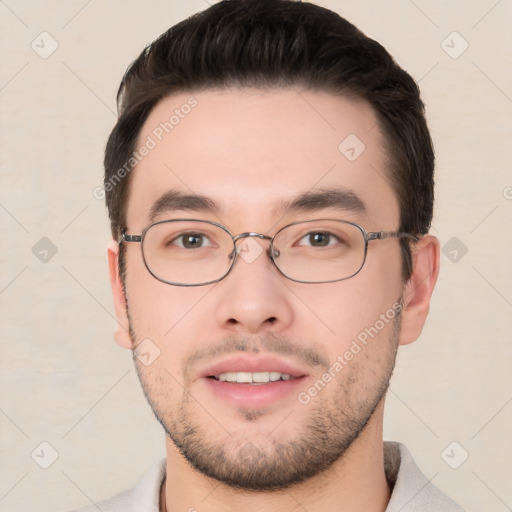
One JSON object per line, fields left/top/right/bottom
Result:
{"left": 214, "top": 236, "right": 294, "bottom": 334}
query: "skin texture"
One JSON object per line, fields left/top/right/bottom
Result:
{"left": 108, "top": 88, "right": 440, "bottom": 512}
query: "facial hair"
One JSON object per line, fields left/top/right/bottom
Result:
{"left": 130, "top": 305, "right": 401, "bottom": 491}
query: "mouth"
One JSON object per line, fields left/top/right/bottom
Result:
{"left": 198, "top": 356, "right": 308, "bottom": 409}
{"left": 209, "top": 371, "right": 296, "bottom": 384}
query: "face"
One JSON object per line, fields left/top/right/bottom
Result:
{"left": 114, "top": 88, "right": 412, "bottom": 490}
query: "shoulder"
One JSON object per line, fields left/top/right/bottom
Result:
{"left": 64, "top": 488, "right": 132, "bottom": 512}
{"left": 385, "top": 441, "right": 465, "bottom": 512}
{"left": 60, "top": 458, "right": 166, "bottom": 512}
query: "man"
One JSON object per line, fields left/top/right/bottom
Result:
{"left": 72, "top": 0, "right": 463, "bottom": 510}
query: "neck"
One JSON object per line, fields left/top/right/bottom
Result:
{"left": 161, "top": 406, "right": 391, "bottom": 512}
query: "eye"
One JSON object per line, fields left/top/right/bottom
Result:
{"left": 171, "top": 232, "right": 213, "bottom": 249}
{"left": 297, "top": 231, "right": 340, "bottom": 247}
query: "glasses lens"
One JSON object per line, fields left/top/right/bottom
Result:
{"left": 142, "top": 220, "right": 234, "bottom": 285}
{"left": 272, "top": 220, "right": 366, "bottom": 282}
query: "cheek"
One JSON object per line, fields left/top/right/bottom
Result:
{"left": 123, "top": 249, "right": 193, "bottom": 340}
{"left": 135, "top": 356, "right": 185, "bottom": 418}
{"left": 291, "top": 245, "right": 403, "bottom": 353}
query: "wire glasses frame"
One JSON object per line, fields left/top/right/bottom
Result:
{"left": 120, "top": 218, "right": 418, "bottom": 286}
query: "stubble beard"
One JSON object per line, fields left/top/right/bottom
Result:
{"left": 131, "top": 311, "right": 401, "bottom": 491}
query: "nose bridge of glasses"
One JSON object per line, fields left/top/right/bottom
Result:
{"left": 232, "top": 232, "right": 272, "bottom": 244}
{"left": 231, "top": 232, "right": 280, "bottom": 260}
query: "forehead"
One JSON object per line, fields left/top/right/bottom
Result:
{"left": 125, "top": 88, "right": 399, "bottom": 231}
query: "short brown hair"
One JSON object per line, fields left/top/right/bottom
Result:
{"left": 104, "top": 0, "right": 434, "bottom": 280}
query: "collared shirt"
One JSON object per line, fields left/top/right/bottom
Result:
{"left": 67, "top": 441, "right": 464, "bottom": 512}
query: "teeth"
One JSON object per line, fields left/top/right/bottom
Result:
{"left": 219, "top": 372, "right": 235, "bottom": 382}
{"left": 237, "top": 372, "right": 252, "bottom": 383}
{"left": 216, "top": 371, "right": 292, "bottom": 383}
{"left": 253, "top": 372, "right": 269, "bottom": 382}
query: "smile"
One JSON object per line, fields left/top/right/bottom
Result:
{"left": 211, "top": 371, "right": 294, "bottom": 384}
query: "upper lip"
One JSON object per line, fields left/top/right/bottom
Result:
{"left": 198, "top": 355, "right": 309, "bottom": 379}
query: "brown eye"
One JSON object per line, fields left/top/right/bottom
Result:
{"left": 171, "top": 232, "right": 210, "bottom": 249}
{"left": 308, "top": 232, "right": 330, "bottom": 246}
{"left": 298, "top": 231, "right": 340, "bottom": 247}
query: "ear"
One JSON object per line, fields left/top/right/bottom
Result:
{"left": 398, "top": 235, "right": 440, "bottom": 346}
{"left": 107, "top": 240, "right": 133, "bottom": 349}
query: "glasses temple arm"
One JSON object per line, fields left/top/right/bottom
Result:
{"left": 367, "top": 231, "right": 419, "bottom": 242}
{"left": 120, "top": 229, "right": 143, "bottom": 243}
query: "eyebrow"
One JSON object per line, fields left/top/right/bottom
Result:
{"left": 280, "top": 188, "right": 367, "bottom": 216}
{"left": 148, "top": 187, "right": 366, "bottom": 222}
{"left": 149, "top": 190, "right": 219, "bottom": 221}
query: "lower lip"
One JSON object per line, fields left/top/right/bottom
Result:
{"left": 202, "top": 377, "right": 306, "bottom": 409}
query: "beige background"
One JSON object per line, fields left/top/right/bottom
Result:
{"left": 1, "top": 1, "right": 511, "bottom": 511}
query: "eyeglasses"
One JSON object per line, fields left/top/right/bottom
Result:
{"left": 121, "top": 219, "right": 418, "bottom": 286}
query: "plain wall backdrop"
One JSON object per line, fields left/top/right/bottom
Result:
{"left": 0, "top": 1, "right": 511, "bottom": 511}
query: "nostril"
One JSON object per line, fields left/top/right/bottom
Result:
{"left": 266, "top": 317, "right": 277, "bottom": 324}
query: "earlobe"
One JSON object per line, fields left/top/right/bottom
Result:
{"left": 398, "top": 235, "right": 440, "bottom": 346}
{"left": 107, "top": 240, "right": 133, "bottom": 350}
